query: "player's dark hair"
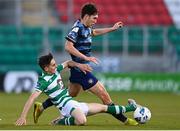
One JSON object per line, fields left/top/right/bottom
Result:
{"left": 38, "top": 53, "right": 53, "bottom": 70}
{"left": 81, "top": 3, "right": 98, "bottom": 18}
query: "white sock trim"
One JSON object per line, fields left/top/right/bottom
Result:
{"left": 115, "top": 105, "right": 120, "bottom": 114}
{"left": 65, "top": 118, "right": 67, "bottom": 125}
{"left": 67, "top": 117, "right": 70, "bottom": 125}
{"left": 122, "top": 106, "right": 126, "bottom": 113}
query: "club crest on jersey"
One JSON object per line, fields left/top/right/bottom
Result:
{"left": 49, "top": 79, "right": 52, "bottom": 83}
{"left": 57, "top": 79, "right": 64, "bottom": 89}
{"left": 72, "top": 27, "right": 79, "bottom": 33}
{"left": 88, "top": 79, "right": 93, "bottom": 84}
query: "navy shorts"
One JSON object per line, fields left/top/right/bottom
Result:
{"left": 69, "top": 68, "right": 98, "bottom": 90}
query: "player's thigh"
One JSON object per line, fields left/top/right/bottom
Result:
{"left": 68, "top": 82, "right": 82, "bottom": 97}
{"left": 61, "top": 100, "right": 87, "bottom": 117}
{"left": 86, "top": 103, "right": 107, "bottom": 116}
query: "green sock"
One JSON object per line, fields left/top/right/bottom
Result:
{"left": 107, "top": 105, "right": 125, "bottom": 114}
{"left": 107, "top": 104, "right": 136, "bottom": 114}
{"left": 58, "top": 117, "right": 75, "bottom": 125}
{"left": 125, "top": 104, "right": 136, "bottom": 112}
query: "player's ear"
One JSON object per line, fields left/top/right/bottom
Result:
{"left": 84, "top": 14, "right": 89, "bottom": 20}
{"left": 44, "top": 66, "right": 49, "bottom": 72}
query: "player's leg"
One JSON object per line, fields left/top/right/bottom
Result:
{"left": 88, "top": 81, "right": 112, "bottom": 105}
{"left": 86, "top": 102, "right": 138, "bottom": 126}
{"left": 86, "top": 102, "right": 136, "bottom": 116}
{"left": 55, "top": 102, "right": 135, "bottom": 125}
{"left": 86, "top": 103, "right": 107, "bottom": 115}
{"left": 108, "top": 103, "right": 128, "bottom": 122}
{"left": 88, "top": 81, "right": 128, "bottom": 120}
{"left": 68, "top": 82, "right": 82, "bottom": 97}
{"left": 52, "top": 108, "right": 86, "bottom": 126}
{"left": 71, "top": 108, "right": 87, "bottom": 125}
{"left": 70, "top": 71, "right": 137, "bottom": 125}
{"left": 52, "top": 100, "right": 87, "bottom": 126}
{"left": 74, "top": 72, "right": 112, "bottom": 105}
{"left": 42, "top": 98, "right": 54, "bottom": 109}
{"left": 68, "top": 68, "right": 83, "bottom": 97}
{"left": 88, "top": 80, "right": 138, "bottom": 125}
{"left": 108, "top": 102, "right": 138, "bottom": 125}
{"left": 78, "top": 72, "right": 129, "bottom": 124}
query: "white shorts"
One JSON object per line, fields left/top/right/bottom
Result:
{"left": 60, "top": 100, "right": 89, "bottom": 117}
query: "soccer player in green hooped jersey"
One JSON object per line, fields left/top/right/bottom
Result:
{"left": 15, "top": 53, "right": 138, "bottom": 126}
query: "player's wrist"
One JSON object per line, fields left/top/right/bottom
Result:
{"left": 111, "top": 27, "right": 116, "bottom": 31}
{"left": 83, "top": 56, "right": 89, "bottom": 61}
{"left": 20, "top": 116, "right": 26, "bottom": 120}
{"left": 76, "top": 63, "right": 81, "bottom": 68}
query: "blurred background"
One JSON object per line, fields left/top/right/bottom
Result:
{"left": 0, "top": 0, "right": 180, "bottom": 93}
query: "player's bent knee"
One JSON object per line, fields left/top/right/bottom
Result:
{"left": 75, "top": 116, "right": 87, "bottom": 125}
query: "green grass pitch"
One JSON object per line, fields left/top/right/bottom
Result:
{"left": 0, "top": 91, "right": 180, "bottom": 130}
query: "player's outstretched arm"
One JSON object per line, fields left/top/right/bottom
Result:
{"left": 93, "top": 21, "right": 123, "bottom": 36}
{"left": 15, "top": 91, "right": 41, "bottom": 126}
{"left": 65, "top": 40, "right": 99, "bottom": 64}
{"left": 62, "top": 60, "right": 93, "bottom": 74}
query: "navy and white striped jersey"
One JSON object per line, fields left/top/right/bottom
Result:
{"left": 66, "top": 20, "right": 93, "bottom": 64}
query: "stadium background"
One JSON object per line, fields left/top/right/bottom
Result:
{"left": 0, "top": 0, "right": 180, "bottom": 130}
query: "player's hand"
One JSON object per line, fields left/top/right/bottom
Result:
{"left": 15, "top": 117, "right": 26, "bottom": 126}
{"left": 85, "top": 56, "right": 99, "bottom": 65}
{"left": 112, "top": 21, "right": 123, "bottom": 30}
{"left": 77, "top": 63, "right": 93, "bottom": 74}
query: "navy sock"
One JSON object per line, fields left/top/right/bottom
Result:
{"left": 42, "top": 98, "right": 53, "bottom": 109}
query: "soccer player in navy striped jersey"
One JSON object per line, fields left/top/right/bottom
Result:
{"left": 15, "top": 53, "right": 138, "bottom": 126}
{"left": 38, "top": 3, "right": 138, "bottom": 125}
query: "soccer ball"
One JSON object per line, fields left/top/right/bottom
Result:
{"left": 134, "top": 106, "right": 151, "bottom": 124}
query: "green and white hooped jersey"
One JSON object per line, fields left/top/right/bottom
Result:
{"left": 35, "top": 64, "right": 72, "bottom": 109}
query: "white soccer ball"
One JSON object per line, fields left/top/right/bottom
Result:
{"left": 134, "top": 106, "right": 151, "bottom": 124}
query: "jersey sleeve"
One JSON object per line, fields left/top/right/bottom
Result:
{"left": 57, "top": 64, "right": 64, "bottom": 73}
{"left": 35, "top": 78, "right": 47, "bottom": 92}
{"left": 65, "top": 26, "right": 79, "bottom": 43}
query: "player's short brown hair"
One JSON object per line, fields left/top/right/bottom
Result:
{"left": 38, "top": 53, "right": 53, "bottom": 70}
{"left": 81, "top": 3, "right": 98, "bottom": 18}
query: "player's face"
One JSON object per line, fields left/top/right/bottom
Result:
{"left": 87, "top": 14, "right": 98, "bottom": 27}
{"left": 45, "top": 59, "right": 57, "bottom": 74}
